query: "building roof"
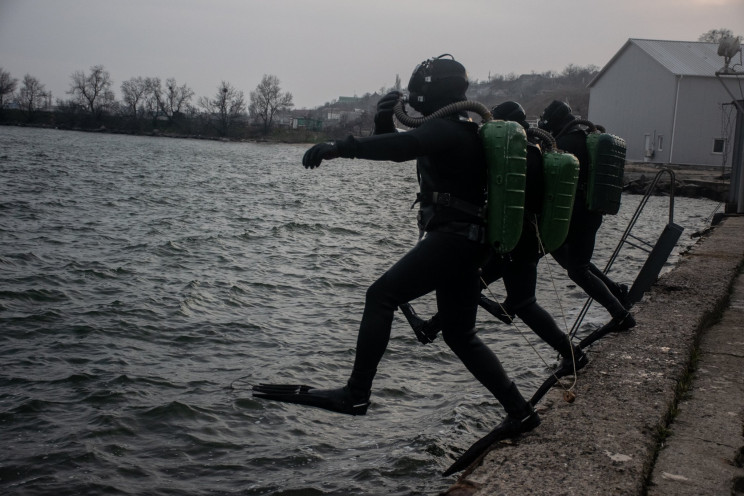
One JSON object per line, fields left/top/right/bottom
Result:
{"left": 588, "top": 38, "right": 744, "bottom": 86}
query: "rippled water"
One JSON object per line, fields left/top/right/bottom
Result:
{"left": 0, "top": 126, "right": 718, "bottom": 495}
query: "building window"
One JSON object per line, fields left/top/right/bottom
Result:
{"left": 712, "top": 138, "right": 726, "bottom": 154}
{"left": 657, "top": 136, "right": 663, "bottom": 151}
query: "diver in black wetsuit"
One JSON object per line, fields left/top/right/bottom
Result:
{"left": 404, "top": 101, "right": 587, "bottom": 377}
{"left": 480, "top": 101, "right": 586, "bottom": 376}
{"left": 253, "top": 55, "right": 539, "bottom": 438}
{"left": 538, "top": 100, "right": 635, "bottom": 334}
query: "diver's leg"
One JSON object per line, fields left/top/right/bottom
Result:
{"left": 349, "top": 232, "right": 463, "bottom": 391}
{"left": 253, "top": 234, "right": 457, "bottom": 415}
{"left": 552, "top": 211, "right": 629, "bottom": 320}
{"left": 403, "top": 245, "right": 508, "bottom": 342}
{"left": 503, "top": 257, "right": 588, "bottom": 375}
{"left": 432, "top": 235, "right": 535, "bottom": 423}
{"left": 588, "top": 263, "right": 631, "bottom": 309}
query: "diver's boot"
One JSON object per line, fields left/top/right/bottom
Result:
{"left": 554, "top": 345, "right": 589, "bottom": 378}
{"left": 603, "top": 312, "right": 636, "bottom": 334}
{"left": 478, "top": 295, "right": 514, "bottom": 325}
{"left": 579, "top": 312, "right": 636, "bottom": 349}
{"left": 442, "top": 382, "right": 539, "bottom": 476}
{"left": 497, "top": 382, "right": 541, "bottom": 436}
{"left": 399, "top": 303, "right": 441, "bottom": 344}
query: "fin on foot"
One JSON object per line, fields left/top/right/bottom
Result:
{"left": 442, "top": 411, "right": 540, "bottom": 476}
{"left": 399, "top": 303, "right": 440, "bottom": 344}
{"left": 251, "top": 383, "right": 370, "bottom": 416}
{"left": 554, "top": 348, "right": 589, "bottom": 379}
{"left": 579, "top": 313, "right": 636, "bottom": 349}
{"left": 478, "top": 295, "right": 514, "bottom": 325}
{"left": 528, "top": 349, "right": 588, "bottom": 406}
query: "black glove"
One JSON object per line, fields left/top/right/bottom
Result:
{"left": 374, "top": 91, "right": 402, "bottom": 134}
{"left": 302, "top": 142, "right": 339, "bottom": 169}
{"left": 377, "top": 91, "right": 402, "bottom": 115}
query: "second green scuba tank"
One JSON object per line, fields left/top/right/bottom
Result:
{"left": 538, "top": 150, "right": 580, "bottom": 253}
{"left": 586, "top": 132, "right": 626, "bottom": 215}
{"left": 479, "top": 120, "right": 527, "bottom": 254}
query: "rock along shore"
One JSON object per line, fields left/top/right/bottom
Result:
{"left": 444, "top": 214, "right": 744, "bottom": 496}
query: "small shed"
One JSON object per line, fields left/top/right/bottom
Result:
{"left": 588, "top": 38, "right": 743, "bottom": 167}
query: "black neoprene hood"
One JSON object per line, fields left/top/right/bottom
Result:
{"left": 407, "top": 54, "right": 468, "bottom": 114}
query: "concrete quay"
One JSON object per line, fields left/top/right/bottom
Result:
{"left": 444, "top": 215, "right": 744, "bottom": 495}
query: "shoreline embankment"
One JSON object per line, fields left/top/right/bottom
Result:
{"left": 444, "top": 214, "right": 744, "bottom": 495}
{"left": 624, "top": 162, "right": 730, "bottom": 203}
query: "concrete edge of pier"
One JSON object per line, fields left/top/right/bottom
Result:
{"left": 444, "top": 214, "right": 744, "bottom": 496}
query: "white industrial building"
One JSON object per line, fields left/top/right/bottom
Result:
{"left": 587, "top": 38, "right": 744, "bottom": 168}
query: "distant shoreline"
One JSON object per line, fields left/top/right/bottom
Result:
{"left": 0, "top": 121, "right": 323, "bottom": 145}
{"left": 3, "top": 122, "right": 730, "bottom": 203}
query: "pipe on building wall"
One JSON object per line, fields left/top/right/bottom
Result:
{"left": 669, "top": 75, "right": 682, "bottom": 164}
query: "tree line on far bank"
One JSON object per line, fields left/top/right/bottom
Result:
{"left": 0, "top": 62, "right": 603, "bottom": 142}
{"left": 0, "top": 29, "right": 736, "bottom": 142}
{"left": 0, "top": 66, "right": 298, "bottom": 141}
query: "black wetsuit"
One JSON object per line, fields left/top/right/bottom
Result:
{"left": 337, "top": 116, "right": 523, "bottom": 411}
{"left": 480, "top": 142, "right": 573, "bottom": 358}
{"left": 549, "top": 122, "right": 627, "bottom": 319}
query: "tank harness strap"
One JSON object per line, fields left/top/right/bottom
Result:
{"left": 414, "top": 192, "right": 485, "bottom": 219}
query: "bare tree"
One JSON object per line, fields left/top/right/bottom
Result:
{"left": 699, "top": 28, "right": 739, "bottom": 43}
{"left": 199, "top": 81, "right": 246, "bottom": 137}
{"left": 157, "top": 78, "right": 194, "bottom": 123}
{"left": 249, "top": 74, "right": 293, "bottom": 134}
{"left": 0, "top": 68, "right": 18, "bottom": 110}
{"left": 68, "top": 65, "right": 115, "bottom": 119}
{"left": 16, "top": 74, "right": 48, "bottom": 121}
{"left": 142, "top": 77, "right": 162, "bottom": 124}
{"left": 120, "top": 76, "right": 149, "bottom": 118}
{"left": 561, "top": 64, "right": 601, "bottom": 85}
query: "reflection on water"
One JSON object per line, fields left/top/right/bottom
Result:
{"left": 0, "top": 126, "right": 719, "bottom": 495}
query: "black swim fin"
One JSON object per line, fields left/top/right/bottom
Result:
{"left": 442, "top": 410, "right": 540, "bottom": 476}
{"left": 399, "top": 303, "right": 441, "bottom": 344}
{"left": 528, "top": 375, "right": 559, "bottom": 407}
{"left": 579, "top": 313, "right": 636, "bottom": 349}
{"left": 478, "top": 295, "right": 514, "bottom": 325}
{"left": 529, "top": 347, "right": 588, "bottom": 406}
{"left": 251, "top": 384, "right": 371, "bottom": 416}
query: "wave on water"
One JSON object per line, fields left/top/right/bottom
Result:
{"left": 0, "top": 126, "right": 720, "bottom": 495}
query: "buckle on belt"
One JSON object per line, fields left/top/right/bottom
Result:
{"left": 432, "top": 192, "right": 451, "bottom": 206}
{"left": 469, "top": 224, "right": 486, "bottom": 243}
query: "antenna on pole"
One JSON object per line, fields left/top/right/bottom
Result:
{"left": 717, "top": 35, "right": 743, "bottom": 74}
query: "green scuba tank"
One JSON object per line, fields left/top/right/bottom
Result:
{"left": 538, "top": 150, "right": 580, "bottom": 253}
{"left": 586, "top": 132, "right": 626, "bottom": 215}
{"left": 479, "top": 120, "right": 527, "bottom": 254}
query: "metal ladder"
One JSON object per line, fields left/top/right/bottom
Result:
{"left": 568, "top": 168, "right": 684, "bottom": 339}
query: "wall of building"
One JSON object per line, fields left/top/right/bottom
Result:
{"left": 589, "top": 43, "right": 678, "bottom": 163}
{"left": 670, "top": 76, "right": 737, "bottom": 167}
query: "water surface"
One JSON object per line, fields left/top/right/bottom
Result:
{"left": 0, "top": 126, "right": 718, "bottom": 495}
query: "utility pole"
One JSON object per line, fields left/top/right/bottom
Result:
{"left": 715, "top": 36, "right": 744, "bottom": 213}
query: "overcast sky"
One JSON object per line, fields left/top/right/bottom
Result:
{"left": 1, "top": 0, "right": 743, "bottom": 109}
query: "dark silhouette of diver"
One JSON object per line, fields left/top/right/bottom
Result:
{"left": 253, "top": 55, "right": 540, "bottom": 440}
{"left": 402, "top": 101, "right": 588, "bottom": 378}
{"left": 538, "top": 100, "right": 635, "bottom": 335}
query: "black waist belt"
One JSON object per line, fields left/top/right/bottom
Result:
{"left": 416, "top": 192, "right": 485, "bottom": 219}
{"left": 431, "top": 221, "right": 486, "bottom": 243}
